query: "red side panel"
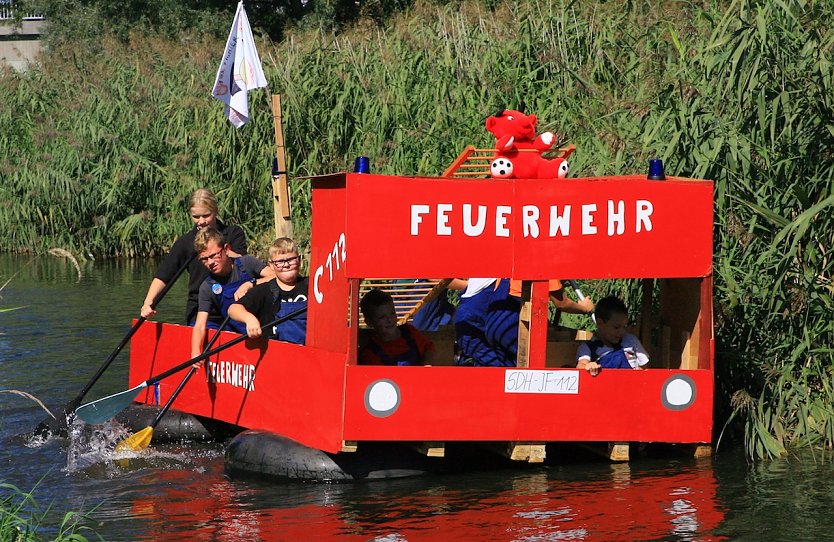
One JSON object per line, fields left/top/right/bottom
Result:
{"left": 344, "top": 174, "right": 713, "bottom": 280}
{"left": 343, "top": 366, "right": 713, "bottom": 443}
{"left": 307, "top": 174, "right": 351, "bottom": 354}
{"left": 129, "top": 322, "right": 348, "bottom": 453}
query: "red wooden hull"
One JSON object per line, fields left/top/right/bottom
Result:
{"left": 129, "top": 323, "right": 713, "bottom": 454}
{"left": 129, "top": 172, "right": 715, "bottom": 456}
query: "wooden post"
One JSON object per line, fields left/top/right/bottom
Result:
{"left": 516, "top": 281, "right": 532, "bottom": 368}
{"left": 640, "top": 278, "right": 653, "bottom": 354}
{"left": 516, "top": 280, "right": 549, "bottom": 369}
{"left": 272, "top": 94, "right": 293, "bottom": 239}
{"left": 412, "top": 442, "right": 446, "bottom": 457}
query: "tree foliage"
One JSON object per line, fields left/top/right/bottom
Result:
{"left": 15, "top": 0, "right": 417, "bottom": 46}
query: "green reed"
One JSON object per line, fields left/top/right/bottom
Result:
{"left": 0, "top": 481, "right": 98, "bottom": 541}
{"left": 0, "top": 0, "right": 832, "bottom": 457}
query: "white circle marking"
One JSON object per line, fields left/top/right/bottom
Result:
{"left": 665, "top": 378, "right": 694, "bottom": 406}
{"left": 367, "top": 381, "right": 398, "bottom": 413}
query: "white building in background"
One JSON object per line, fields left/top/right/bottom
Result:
{"left": 0, "top": 1, "right": 45, "bottom": 72}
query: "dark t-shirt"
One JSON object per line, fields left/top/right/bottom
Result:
{"left": 196, "top": 255, "right": 267, "bottom": 318}
{"left": 235, "top": 277, "right": 309, "bottom": 337}
{"left": 153, "top": 219, "right": 247, "bottom": 323}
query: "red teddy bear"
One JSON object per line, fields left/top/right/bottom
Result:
{"left": 485, "top": 108, "right": 569, "bottom": 179}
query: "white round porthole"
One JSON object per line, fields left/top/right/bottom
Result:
{"left": 365, "top": 379, "right": 400, "bottom": 418}
{"left": 661, "top": 374, "right": 696, "bottom": 411}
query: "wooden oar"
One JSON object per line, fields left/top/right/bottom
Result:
{"left": 115, "top": 316, "right": 231, "bottom": 452}
{"left": 397, "top": 278, "right": 453, "bottom": 325}
{"left": 564, "top": 280, "right": 596, "bottom": 324}
{"left": 32, "top": 253, "right": 196, "bottom": 438}
{"left": 75, "top": 305, "right": 308, "bottom": 425}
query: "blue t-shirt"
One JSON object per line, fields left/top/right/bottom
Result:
{"left": 576, "top": 332, "right": 649, "bottom": 368}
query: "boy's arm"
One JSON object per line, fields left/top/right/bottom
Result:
{"left": 233, "top": 257, "right": 277, "bottom": 300}
{"left": 191, "top": 311, "right": 209, "bottom": 359}
{"left": 628, "top": 335, "right": 650, "bottom": 368}
{"left": 550, "top": 287, "right": 594, "bottom": 315}
{"left": 447, "top": 278, "right": 468, "bottom": 291}
{"left": 228, "top": 302, "right": 264, "bottom": 338}
{"left": 141, "top": 278, "right": 166, "bottom": 318}
{"left": 258, "top": 264, "right": 276, "bottom": 281}
{"left": 576, "top": 358, "right": 601, "bottom": 376}
{"left": 576, "top": 342, "right": 600, "bottom": 376}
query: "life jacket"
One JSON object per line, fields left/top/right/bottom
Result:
{"left": 454, "top": 279, "right": 513, "bottom": 367}
{"left": 207, "top": 259, "right": 253, "bottom": 334}
{"left": 270, "top": 281, "right": 308, "bottom": 345}
{"left": 482, "top": 278, "right": 521, "bottom": 367}
{"left": 584, "top": 339, "right": 636, "bottom": 369}
{"left": 412, "top": 286, "right": 456, "bottom": 331}
{"left": 364, "top": 325, "right": 422, "bottom": 366}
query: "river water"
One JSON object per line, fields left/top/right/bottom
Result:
{"left": 0, "top": 254, "right": 831, "bottom": 541}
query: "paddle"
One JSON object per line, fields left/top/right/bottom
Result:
{"left": 33, "top": 253, "right": 196, "bottom": 438}
{"left": 565, "top": 280, "right": 596, "bottom": 324}
{"left": 398, "top": 278, "right": 453, "bottom": 325}
{"left": 75, "top": 305, "right": 308, "bottom": 425}
{"left": 114, "top": 315, "right": 231, "bottom": 452}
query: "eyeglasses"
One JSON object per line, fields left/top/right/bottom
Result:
{"left": 269, "top": 255, "right": 300, "bottom": 268}
{"left": 198, "top": 249, "right": 225, "bottom": 263}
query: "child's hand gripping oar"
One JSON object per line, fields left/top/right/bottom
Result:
{"left": 564, "top": 280, "right": 596, "bottom": 324}
{"left": 74, "top": 306, "right": 308, "bottom": 426}
{"left": 114, "top": 316, "right": 231, "bottom": 453}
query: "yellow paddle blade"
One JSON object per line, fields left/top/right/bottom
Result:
{"left": 115, "top": 426, "right": 154, "bottom": 452}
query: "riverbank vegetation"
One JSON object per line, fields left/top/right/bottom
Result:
{"left": 0, "top": 482, "right": 97, "bottom": 541}
{"left": 1, "top": 0, "right": 832, "bottom": 458}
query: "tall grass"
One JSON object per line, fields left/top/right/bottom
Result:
{"left": 0, "top": 482, "right": 98, "bottom": 541}
{"left": 0, "top": 0, "right": 832, "bottom": 457}
{"left": 0, "top": 0, "right": 714, "bottom": 257}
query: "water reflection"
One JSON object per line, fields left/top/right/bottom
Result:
{"left": 117, "top": 457, "right": 725, "bottom": 541}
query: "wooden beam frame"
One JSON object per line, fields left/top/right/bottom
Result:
{"left": 272, "top": 94, "right": 293, "bottom": 239}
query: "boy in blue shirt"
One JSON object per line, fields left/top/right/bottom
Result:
{"left": 228, "top": 238, "right": 309, "bottom": 345}
{"left": 576, "top": 296, "right": 649, "bottom": 376}
{"left": 190, "top": 228, "right": 274, "bottom": 358}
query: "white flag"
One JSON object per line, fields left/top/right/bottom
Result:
{"left": 211, "top": 1, "right": 268, "bottom": 128}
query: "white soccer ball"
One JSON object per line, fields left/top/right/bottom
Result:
{"left": 491, "top": 158, "right": 514, "bottom": 178}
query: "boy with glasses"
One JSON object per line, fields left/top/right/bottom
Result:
{"left": 228, "top": 238, "right": 309, "bottom": 345}
{"left": 190, "top": 228, "right": 274, "bottom": 358}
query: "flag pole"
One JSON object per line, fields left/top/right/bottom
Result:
{"left": 271, "top": 94, "right": 293, "bottom": 239}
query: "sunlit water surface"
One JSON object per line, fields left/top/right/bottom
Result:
{"left": 1, "top": 254, "right": 832, "bottom": 541}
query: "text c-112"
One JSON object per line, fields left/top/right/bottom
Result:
{"left": 313, "top": 233, "right": 346, "bottom": 303}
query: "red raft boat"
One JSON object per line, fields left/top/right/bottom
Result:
{"left": 125, "top": 166, "right": 715, "bottom": 480}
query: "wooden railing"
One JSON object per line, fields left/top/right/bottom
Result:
{"left": 358, "top": 279, "right": 448, "bottom": 327}
{"left": 442, "top": 145, "right": 576, "bottom": 178}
